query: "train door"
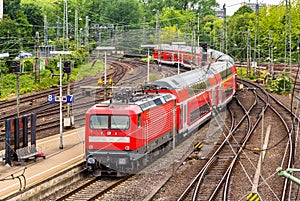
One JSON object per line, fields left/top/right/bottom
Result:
{"left": 171, "top": 52, "right": 174, "bottom": 65}
{"left": 211, "top": 87, "right": 218, "bottom": 107}
{"left": 218, "top": 83, "right": 223, "bottom": 104}
{"left": 144, "top": 119, "right": 149, "bottom": 152}
{"left": 195, "top": 53, "right": 200, "bottom": 67}
{"left": 184, "top": 104, "right": 187, "bottom": 132}
{"left": 180, "top": 103, "right": 188, "bottom": 135}
{"left": 180, "top": 105, "right": 183, "bottom": 131}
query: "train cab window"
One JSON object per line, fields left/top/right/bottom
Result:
{"left": 90, "top": 115, "right": 108, "bottom": 129}
{"left": 111, "top": 116, "right": 130, "bottom": 130}
{"left": 138, "top": 114, "right": 141, "bottom": 128}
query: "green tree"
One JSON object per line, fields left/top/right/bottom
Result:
{"left": 199, "top": 15, "right": 221, "bottom": 47}
{"left": 158, "top": 8, "right": 195, "bottom": 30}
{"left": 226, "top": 12, "right": 255, "bottom": 62}
{"left": 233, "top": 5, "right": 254, "bottom": 16}
{"left": 4, "top": 0, "right": 21, "bottom": 20}
{"left": 0, "top": 14, "right": 32, "bottom": 55}
{"left": 21, "top": 3, "right": 44, "bottom": 35}
{"left": 101, "top": 0, "right": 143, "bottom": 27}
{"left": 196, "top": 0, "right": 218, "bottom": 17}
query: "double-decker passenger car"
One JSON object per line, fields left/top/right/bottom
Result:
{"left": 85, "top": 50, "right": 237, "bottom": 176}
{"left": 153, "top": 44, "right": 211, "bottom": 68}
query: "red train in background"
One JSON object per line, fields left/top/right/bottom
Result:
{"left": 153, "top": 44, "right": 212, "bottom": 68}
{"left": 85, "top": 49, "right": 237, "bottom": 176}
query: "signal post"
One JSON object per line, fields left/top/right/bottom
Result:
{"left": 96, "top": 46, "right": 115, "bottom": 101}
{"left": 49, "top": 50, "right": 72, "bottom": 149}
{"left": 172, "top": 42, "right": 186, "bottom": 75}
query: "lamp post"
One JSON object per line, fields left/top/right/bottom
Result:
{"left": 172, "top": 42, "right": 186, "bottom": 75}
{"left": 50, "top": 50, "right": 71, "bottom": 149}
{"left": 141, "top": 45, "right": 156, "bottom": 83}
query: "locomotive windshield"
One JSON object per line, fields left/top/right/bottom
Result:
{"left": 90, "top": 115, "right": 108, "bottom": 129}
{"left": 89, "top": 114, "right": 130, "bottom": 130}
{"left": 111, "top": 116, "right": 130, "bottom": 130}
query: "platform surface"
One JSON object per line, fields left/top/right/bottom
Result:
{"left": 0, "top": 127, "right": 85, "bottom": 200}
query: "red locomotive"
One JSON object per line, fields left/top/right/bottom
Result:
{"left": 153, "top": 44, "right": 212, "bottom": 68}
{"left": 85, "top": 51, "right": 237, "bottom": 176}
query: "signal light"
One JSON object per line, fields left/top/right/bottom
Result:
{"left": 13, "top": 60, "right": 21, "bottom": 73}
{"left": 201, "top": 43, "right": 208, "bottom": 52}
{"left": 63, "top": 61, "right": 71, "bottom": 74}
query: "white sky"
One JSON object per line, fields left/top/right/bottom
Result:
{"left": 216, "top": 0, "right": 284, "bottom": 16}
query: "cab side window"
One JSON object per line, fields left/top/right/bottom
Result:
{"left": 138, "top": 114, "right": 141, "bottom": 128}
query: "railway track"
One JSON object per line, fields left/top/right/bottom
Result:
{"left": 159, "top": 79, "right": 296, "bottom": 201}
{"left": 239, "top": 79, "right": 298, "bottom": 201}
{"left": 177, "top": 91, "right": 254, "bottom": 200}
{"left": 55, "top": 175, "right": 133, "bottom": 201}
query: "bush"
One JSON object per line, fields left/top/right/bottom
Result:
{"left": 266, "top": 73, "right": 293, "bottom": 94}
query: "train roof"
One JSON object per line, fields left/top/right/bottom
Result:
{"left": 96, "top": 91, "right": 176, "bottom": 112}
{"left": 209, "top": 50, "right": 235, "bottom": 64}
{"left": 152, "top": 61, "right": 233, "bottom": 90}
{"left": 156, "top": 44, "right": 203, "bottom": 53}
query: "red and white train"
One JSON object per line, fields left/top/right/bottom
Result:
{"left": 85, "top": 49, "right": 237, "bottom": 176}
{"left": 153, "top": 44, "right": 211, "bottom": 68}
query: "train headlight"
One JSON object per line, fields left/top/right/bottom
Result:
{"left": 87, "top": 157, "right": 96, "bottom": 165}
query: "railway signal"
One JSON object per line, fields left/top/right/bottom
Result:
{"left": 201, "top": 43, "right": 208, "bottom": 52}
{"left": 13, "top": 60, "right": 21, "bottom": 73}
{"left": 63, "top": 60, "right": 71, "bottom": 74}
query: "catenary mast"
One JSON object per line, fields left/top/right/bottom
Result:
{"left": 0, "top": 0, "right": 3, "bottom": 20}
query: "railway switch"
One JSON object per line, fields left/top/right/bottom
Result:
{"left": 253, "top": 147, "right": 260, "bottom": 154}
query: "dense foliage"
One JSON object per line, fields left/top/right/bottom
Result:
{"left": 1, "top": 0, "right": 300, "bottom": 97}
{"left": 1, "top": 0, "right": 298, "bottom": 62}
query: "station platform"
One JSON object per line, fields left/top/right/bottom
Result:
{"left": 0, "top": 127, "right": 85, "bottom": 200}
